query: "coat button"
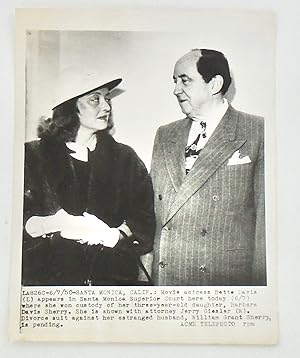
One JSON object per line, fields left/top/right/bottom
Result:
{"left": 159, "top": 261, "right": 167, "bottom": 268}
{"left": 212, "top": 194, "right": 220, "bottom": 201}
{"left": 200, "top": 228, "right": 207, "bottom": 237}
{"left": 158, "top": 194, "right": 163, "bottom": 200}
{"left": 199, "top": 265, "right": 207, "bottom": 273}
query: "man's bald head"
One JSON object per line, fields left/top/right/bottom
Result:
{"left": 177, "top": 49, "right": 232, "bottom": 96}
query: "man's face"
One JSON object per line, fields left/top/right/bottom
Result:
{"left": 173, "top": 54, "right": 212, "bottom": 119}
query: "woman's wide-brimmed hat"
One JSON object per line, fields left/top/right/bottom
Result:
{"left": 52, "top": 69, "right": 122, "bottom": 109}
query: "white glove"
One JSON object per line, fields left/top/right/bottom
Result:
{"left": 61, "top": 212, "right": 120, "bottom": 248}
{"left": 25, "top": 209, "right": 120, "bottom": 248}
{"left": 25, "top": 209, "right": 93, "bottom": 239}
{"left": 25, "top": 209, "right": 70, "bottom": 238}
{"left": 61, "top": 228, "right": 120, "bottom": 247}
{"left": 82, "top": 212, "right": 110, "bottom": 231}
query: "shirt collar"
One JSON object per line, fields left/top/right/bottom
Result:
{"left": 191, "top": 99, "right": 228, "bottom": 133}
{"left": 66, "top": 134, "right": 97, "bottom": 162}
{"left": 191, "top": 98, "right": 228, "bottom": 123}
{"left": 187, "top": 99, "right": 229, "bottom": 147}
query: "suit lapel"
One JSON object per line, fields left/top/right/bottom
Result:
{"left": 162, "top": 118, "right": 191, "bottom": 192}
{"left": 165, "top": 106, "right": 246, "bottom": 224}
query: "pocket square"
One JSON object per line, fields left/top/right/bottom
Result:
{"left": 227, "top": 150, "right": 251, "bottom": 166}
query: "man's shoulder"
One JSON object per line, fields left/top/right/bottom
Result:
{"left": 228, "top": 106, "right": 264, "bottom": 136}
{"left": 229, "top": 107, "right": 264, "bottom": 144}
{"left": 156, "top": 118, "right": 188, "bottom": 133}
{"left": 234, "top": 107, "right": 264, "bottom": 126}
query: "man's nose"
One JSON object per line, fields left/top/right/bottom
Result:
{"left": 173, "top": 82, "right": 183, "bottom": 96}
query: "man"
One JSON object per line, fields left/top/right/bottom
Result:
{"left": 150, "top": 49, "right": 266, "bottom": 286}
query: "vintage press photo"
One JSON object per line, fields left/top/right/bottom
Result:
{"left": 10, "top": 9, "right": 277, "bottom": 343}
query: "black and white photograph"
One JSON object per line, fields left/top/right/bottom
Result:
{"left": 9, "top": 8, "right": 277, "bottom": 344}
{"left": 22, "top": 32, "right": 267, "bottom": 287}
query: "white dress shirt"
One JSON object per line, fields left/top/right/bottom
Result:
{"left": 187, "top": 98, "right": 229, "bottom": 148}
{"left": 185, "top": 99, "right": 229, "bottom": 172}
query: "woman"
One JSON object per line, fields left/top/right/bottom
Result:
{"left": 22, "top": 76, "right": 155, "bottom": 286}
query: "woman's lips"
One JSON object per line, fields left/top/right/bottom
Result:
{"left": 97, "top": 114, "right": 109, "bottom": 120}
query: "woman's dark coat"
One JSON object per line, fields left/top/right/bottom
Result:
{"left": 22, "top": 133, "right": 155, "bottom": 286}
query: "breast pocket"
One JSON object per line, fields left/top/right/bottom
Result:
{"left": 225, "top": 161, "right": 253, "bottom": 176}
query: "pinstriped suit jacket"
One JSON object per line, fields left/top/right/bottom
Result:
{"left": 150, "top": 105, "right": 266, "bottom": 286}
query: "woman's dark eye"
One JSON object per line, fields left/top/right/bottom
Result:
{"left": 89, "top": 97, "right": 99, "bottom": 103}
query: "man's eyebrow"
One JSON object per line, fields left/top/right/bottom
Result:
{"left": 175, "top": 74, "right": 192, "bottom": 80}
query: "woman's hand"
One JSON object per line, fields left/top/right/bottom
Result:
{"left": 25, "top": 209, "right": 93, "bottom": 239}
{"left": 60, "top": 212, "right": 120, "bottom": 248}
{"left": 25, "top": 216, "right": 48, "bottom": 238}
{"left": 25, "top": 209, "right": 120, "bottom": 248}
{"left": 25, "top": 209, "right": 70, "bottom": 238}
{"left": 62, "top": 227, "right": 120, "bottom": 247}
{"left": 82, "top": 212, "right": 110, "bottom": 231}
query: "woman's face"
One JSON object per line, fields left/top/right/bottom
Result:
{"left": 77, "top": 88, "right": 111, "bottom": 132}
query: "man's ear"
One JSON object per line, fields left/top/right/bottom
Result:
{"left": 211, "top": 75, "right": 224, "bottom": 95}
